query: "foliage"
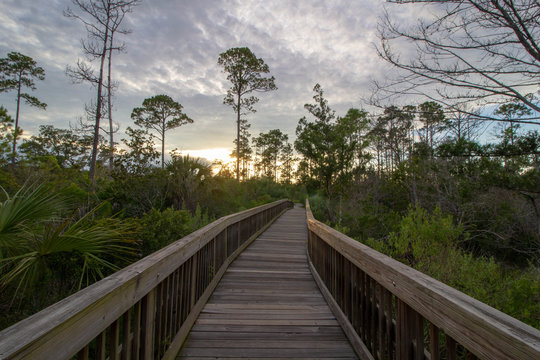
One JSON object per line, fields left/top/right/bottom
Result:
{"left": 166, "top": 155, "right": 212, "bottom": 212}
{"left": 0, "top": 184, "right": 137, "bottom": 296}
{"left": 230, "top": 117, "right": 253, "bottom": 181}
{"left": 364, "top": 206, "right": 540, "bottom": 328}
{"left": 117, "top": 126, "right": 159, "bottom": 174}
{"left": 0, "top": 106, "right": 14, "bottom": 166}
{"left": 131, "top": 94, "right": 193, "bottom": 168}
{"left": 137, "top": 207, "right": 192, "bottom": 257}
{"left": 253, "top": 129, "right": 288, "bottom": 181}
{"left": 138, "top": 205, "right": 212, "bottom": 257}
{"left": 218, "top": 47, "right": 277, "bottom": 181}
{"left": 20, "top": 125, "right": 92, "bottom": 168}
{"left": 0, "top": 52, "right": 47, "bottom": 164}
{"left": 295, "top": 85, "right": 371, "bottom": 222}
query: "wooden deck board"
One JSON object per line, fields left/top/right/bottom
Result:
{"left": 176, "top": 205, "right": 358, "bottom": 359}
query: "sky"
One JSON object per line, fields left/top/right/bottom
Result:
{"left": 0, "top": 0, "right": 413, "bottom": 163}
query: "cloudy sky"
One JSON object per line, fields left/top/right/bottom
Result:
{"left": 0, "top": 0, "right": 413, "bottom": 162}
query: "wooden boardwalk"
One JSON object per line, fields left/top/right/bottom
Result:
{"left": 177, "top": 205, "right": 358, "bottom": 359}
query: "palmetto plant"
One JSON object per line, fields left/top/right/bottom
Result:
{"left": 0, "top": 184, "right": 137, "bottom": 299}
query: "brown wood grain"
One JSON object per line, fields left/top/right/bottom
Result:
{"left": 177, "top": 206, "right": 359, "bottom": 359}
{"left": 305, "top": 200, "right": 540, "bottom": 360}
{"left": 0, "top": 200, "right": 292, "bottom": 360}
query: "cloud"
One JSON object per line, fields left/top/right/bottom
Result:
{"left": 0, "top": 0, "right": 392, "bottom": 154}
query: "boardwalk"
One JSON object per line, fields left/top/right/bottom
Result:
{"left": 177, "top": 205, "right": 358, "bottom": 359}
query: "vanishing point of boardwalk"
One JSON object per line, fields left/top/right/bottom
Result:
{"left": 177, "top": 205, "right": 358, "bottom": 359}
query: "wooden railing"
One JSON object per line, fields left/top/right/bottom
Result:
{"left": 305, "top": 200, "right": 540, "bottom": 360}
{"left": 0, "top": 199, "right": 293, "bottom": 360}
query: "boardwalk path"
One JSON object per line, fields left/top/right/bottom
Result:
{"left": 177, "top": 205, "right": 357, "bottom": 359}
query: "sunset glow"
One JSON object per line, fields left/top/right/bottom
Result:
{"left": 183, "top": 148, "right": 234, "bottom": 164}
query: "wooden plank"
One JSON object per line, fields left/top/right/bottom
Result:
{"left": 177, "top": 357, "right": 356, "bottom": 360}
{"left": 179, "top": 347, "right": 357, "bottom": 357}
{"left": 141, "top": 290, "right": 155, "bottom": 360}
{"left": 162, "top": 205, "right": 292, "bottom": 360}
{"left": 203, "top": 303, "right": 332, "bottom": 311}
{"left": 309, "top": 252, "right": 374, "bottom": 360}
{"left": 430, "top": 324, "right": 440, "bottom": 360}
{"left": 306, "top": 202, "right": 540, "bottom": 360}
{"left": 184, "top": 339, "right": 355, "bottom": 349}
{"left": 76, "top": 346, "right": 88, "bottom": 360}
{"left": 187, "top": 331, "right": 347, "bottom": 341}
{"left": 0, "top": 200, "right": 293, "bottom": 360}
{"left": 121, "top": 310, "right": 131, "bottom": 360}
{"left": 177, "top": 206, "right": 358, "bottom": 360}
{"left": 194, "top": 319, "right": 339, "bottom": 326}
{"left": 201, "top": 308, "right": 334, "bottom": 315}
{"left": 132, "top": 302, "right": 141, "bottom": 360}
{"left": 109, "top": 319, "right": 120, "bottom": 360}
{"left": 95, "top": 330, "right": 106, "bottom": 360}
{"left": 198, "top": 313, "right": 336, "bottom": 320}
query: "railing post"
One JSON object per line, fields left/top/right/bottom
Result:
{"left": 141, "top": 289, "right": 156, "bottom": 360}
{"left": 396, "top": 298, "right": 414, "bottom": 360}
{"left": 191, "top": 254, "right": 198, "bottom": 307}
{"left": 109, "top": 319, "right": 120, "bottom": 360}
{"left": 121, "top": 310, "right": 131, "bottom": 360}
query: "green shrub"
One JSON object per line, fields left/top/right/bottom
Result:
{"left": 364, "top": 206, "right": 540, "bottom": 329}
{"left": 138, "top": 207, "right": 192, "bottom": 256}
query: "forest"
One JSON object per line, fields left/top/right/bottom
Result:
{"left": 1, "top": 0, "right": 539, "bottom": 332}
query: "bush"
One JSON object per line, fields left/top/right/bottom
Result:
{"left": 137, "top": 207, "right": 192, "bottom": 256}
{"left": 364, "top": 206, "right": 540, "bottom": 328}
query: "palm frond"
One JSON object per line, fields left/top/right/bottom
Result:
{"left": 0, "top": 183, "right": 66, "bottom": 257}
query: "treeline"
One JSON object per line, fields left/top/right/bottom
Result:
{"left": 295, "top": 84, "right": 539, "bottom": 328}
{"left": 0, "top": 142, "right": 304, "bottom": 330}
{"left": 1, "top": 95, "right": 304, "bottom": 329}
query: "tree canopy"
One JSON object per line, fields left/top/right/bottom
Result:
{"left": 131, "top": 94, "right": 193, "bottom": 168}
{"left": 0, "top": 52, "right": 46, "bottom": 166}
{"left": 218, "top": 47, "right": 277, "bottom": 181}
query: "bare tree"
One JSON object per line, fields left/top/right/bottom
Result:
{"left": 65, "top": 0, "right": 140, "bottom": 186}
{"left": 445, "top": 105, "right": 485, "bottom": 141}
{"left": 374, "top": 0, "right": 540, "bottom": 125}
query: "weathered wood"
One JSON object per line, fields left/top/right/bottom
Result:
{"left": 179, "top": 347, "right": 357, "bottom": 358}
{"left": 0, "top": 199, "right": 292, "bottom": 360}
{"left": 305, "top": 200, "right": 540, "bottom": 360}
{"left": 141, "top": 290, "right": 155, "bottom": 360}
{"left": 430, "top": 324, "right": 440, "bottom": 360}
{"left": 109, "top": 319, "right": 120, "bottom": 360}
{"left": 177, "top": 206, "right": 359, "bottom": 359}
{"left": 121, "top": 310, "right": 131, "bottom": 360}
{"left": 309, "top": 253, "right": 374, "bottom": 360}
{"left": 76, "top": 346, "right": 88, "bottom": 360}
{"left": 161, "top": 205, "right": 285, "bottom": 360}
{"left": 95, "top": 330, "right": 106, "bottom": 360}
{"left": 132, "top": 301, "right": 141, "bottom": 360}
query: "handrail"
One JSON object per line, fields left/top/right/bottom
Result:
{"left": 0, "top": 199, "right": 293, "bottom": 360}
{"left": 305, "top": 200, "right": 540, "bottom": 360}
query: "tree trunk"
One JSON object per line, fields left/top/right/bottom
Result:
{"left": 11, "top": 76, "right": 22, "bottom": 167}
{"left": 161, "top": 124, "right": 165, "bottom": 169}
{"left": 236, "top": 94, "right": 241, "bottom": 182}
{"left": 89, "top": 9, "right": 111, "bottom": 189}
{"left": 107, "top": 33, "right": 114, "bottom": 172}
